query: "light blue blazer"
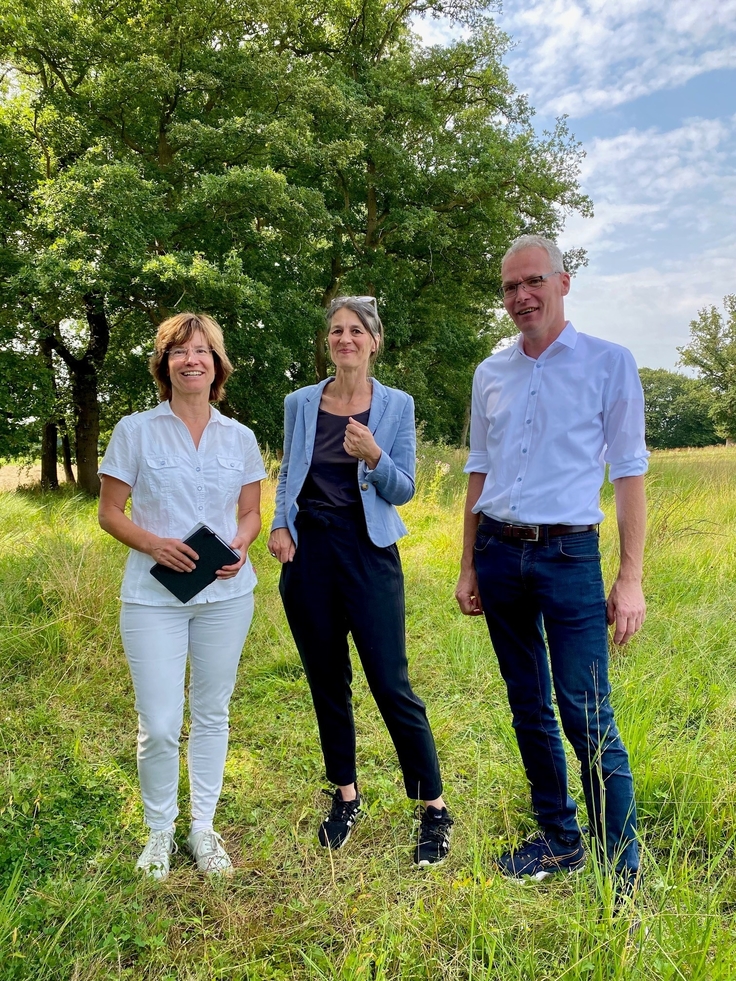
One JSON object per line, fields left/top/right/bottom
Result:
{"left": 271, "top": 377, "right": 416, "bottom": 548}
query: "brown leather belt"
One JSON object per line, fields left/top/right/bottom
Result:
{"left": 478, "top": 517, "right": 598, "bottom": 542}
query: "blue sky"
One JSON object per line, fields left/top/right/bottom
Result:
{"left": 416, "top": 1, "right": 736, "bottom": 370}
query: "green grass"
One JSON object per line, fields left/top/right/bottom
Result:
{"left": 1, "top": 447, "right": 736, "bottom": 979}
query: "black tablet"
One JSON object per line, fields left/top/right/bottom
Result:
{"left": 150, "top": 524, "right": 240, "bottom": 603}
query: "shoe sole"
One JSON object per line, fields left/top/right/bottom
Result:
{"left": 415, "top": 854, "right": 448, "bottom": 868}
{"left": 507, "top": 862, "right": 587, "bottom": 884}
{"left": 137, "top": 865, "right": 169, "bottom": 881}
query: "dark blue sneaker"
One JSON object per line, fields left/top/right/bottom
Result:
{"left": 318, "top": 786, "right": 361, "bottom": 849}
{"left": 613, "top": 868, "right": 641, "bottom": 914}
{"left": 497, "top": 831, "right": 586, "bottom": 882}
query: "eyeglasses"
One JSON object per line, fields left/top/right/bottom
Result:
{"left": 500, "top": 272, "right": 560, "bottom": 298}
{"left": 167, "top": 346, "right": 213, "bottom": 360}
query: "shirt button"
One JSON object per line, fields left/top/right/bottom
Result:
{"left": 197, "top": 486, "right": 202, "bottom": 491}
{"left": 361, "top": 483, "right": 368, "bottom": 490}
{"left": 531, "top": 390, "right": 537, "bottom": 395}
{"left": 522, "top": 448, "right": 527, "bottom": 454}
{"left": 526, "top": 419, "right": 531, "bottom": 424}
{"left": 230, "top": 462, "right": 235, "bottom": 468}
{"left": 511, "top": 506, "right": 516, "bottom": 511}
{"left": 198, "top": 506, "right": 203, "bottom": 511}
{"left": 536, "top": 364, "right": 542, "bottom": 369}
{"left": 517, "top": 477, "right": 522, "bottom": 482}
{"left": 196, "top": 467, "right": 201, "bottom": 472}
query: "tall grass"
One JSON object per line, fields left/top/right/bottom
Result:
{"left": 1, "top": 447, "right": 735, "bottom": 979}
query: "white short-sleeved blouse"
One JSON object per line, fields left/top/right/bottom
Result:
{"left": 99, "top": 400, "right": 267, "bottom": 606}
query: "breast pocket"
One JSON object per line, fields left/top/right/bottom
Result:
{"left": 144, "top": 456, "right": 180, "bottom": 492}
{"left": 217, "top": 455, "right": 245, "bottom": 495}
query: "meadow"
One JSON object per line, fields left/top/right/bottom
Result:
{"left": 1, "top": 446, "right": 735, "bottom": 980}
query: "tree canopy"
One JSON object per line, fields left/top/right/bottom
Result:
{"left": 0, "top": 0, "right": 590, "bottom": 491}
{"left": 639, "top": 368, "right": 719, "bottom": 450}
{"left": 678, "top": 295, "right": 736, "bottom": 442}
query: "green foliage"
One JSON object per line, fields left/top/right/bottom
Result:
{"left": 0, "top": 0, "right": 588, "bottom": 472}
{"left": 678, "top": 294, "right": 736, "bottom": 441}
{"left": 1, "top": 452, "right": 736, "bottom": 977}
{"left": 639, "top": 367, "right": 719, "bottom": 449}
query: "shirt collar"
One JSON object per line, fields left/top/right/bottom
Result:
{"left": 510, "top": 321, "right": 577, "bottom": 360}
{"left": 153, "top": 400, "right": 234, "bottom": 426}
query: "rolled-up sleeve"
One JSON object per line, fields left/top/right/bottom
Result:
{"left": 464, "top": 363, "right": 491, "bottom": 474}
{"left": 603, "top": 348, "right": 649, "bottom": 481}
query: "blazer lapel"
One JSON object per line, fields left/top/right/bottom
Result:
{"left": 303, "top": 378, "right": 331, "bottom": 466}
{"left": 367, "top": 378, "right": 389, "bottom": 433}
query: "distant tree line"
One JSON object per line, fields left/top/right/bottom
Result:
{"left": 0, "top": 0, "right": 591, "bottom": 494}
{"left": 639, "top": 369, "right": 718, "bottom": 450}
{"left": 641, "top": 294, "right": 735, "bottom": 450}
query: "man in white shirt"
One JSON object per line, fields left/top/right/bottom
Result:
{"left": 456, "top": 234, "right": 647, "bottom": 893}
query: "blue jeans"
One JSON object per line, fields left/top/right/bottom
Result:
{"left": 474, "top": 525, "right": 638, "bottom": 874}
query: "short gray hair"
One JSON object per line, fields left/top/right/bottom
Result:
{"left": 502, "top": 235, "right": 566, "bottom": 274}
{"left": 326, "top": 295, "right": 384, "bottom": 362}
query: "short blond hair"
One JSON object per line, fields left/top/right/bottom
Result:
{"left": 149, "top": 312, "right": 233, "bottom": 402}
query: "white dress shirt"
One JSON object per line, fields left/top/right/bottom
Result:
{"left": 464, "top": 323, "right": 648, "bottom": 525}
{"left": 99, "top": 400, "right": 267, "bottom": 605}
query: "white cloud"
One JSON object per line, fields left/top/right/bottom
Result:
{"left": 564, "top": 242, "right": 736, "bottom": 370}
{"left": 500, "top": 0, "right": 736, "bottom": 117}
{"left": 556, "top": 115, "right": 736, "bottom": 367}
{"left": 560, "top": 116, "right": 736, "bottom": 254}
{"left": 411, "top": 14, "right": 468, "bottom": 48}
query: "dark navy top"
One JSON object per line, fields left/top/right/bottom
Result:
{"left": 297, "top": 408, "right": 370, "bottom": 510}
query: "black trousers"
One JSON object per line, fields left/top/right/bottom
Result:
{"left": 279, "top": 508, "right": 443, "bottom": 801}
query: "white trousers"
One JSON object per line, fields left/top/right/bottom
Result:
{"left": 120, "top": 593, "right": 254, "bottom": 832}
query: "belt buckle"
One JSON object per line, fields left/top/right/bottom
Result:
{"left": 504, "top": 523, "right": 540, "bottom": 541}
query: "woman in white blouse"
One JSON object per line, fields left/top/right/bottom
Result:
{"left": 98, "top": 312, "right": 266, "bottom": 880}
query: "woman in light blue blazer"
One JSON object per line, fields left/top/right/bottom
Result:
{"left": 267, "top": 296, "right": 452, "bottom": 866}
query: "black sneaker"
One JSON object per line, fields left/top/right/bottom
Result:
{"left": 318, "top": 786, "right": 361, "bottom": 849}
{"left": 413, "top": 805, "right": 454, "bottom": 866}
{"left": 496, "top": 831, "right": 586, "bottom": 882}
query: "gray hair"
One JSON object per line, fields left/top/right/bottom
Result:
{"left": 326, "top": 295, "right": 384, "bottom": 362}
{"left": 502, "top": 235, "right": 566, "bottom": 274}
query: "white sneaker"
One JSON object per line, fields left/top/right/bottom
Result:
{"left": 187, "top": 829, "right": 233, "bottom": 875}
{"left": 136, "top": 829, "right": 177, "bottom": 880}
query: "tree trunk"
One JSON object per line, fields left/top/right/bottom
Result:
{"left": 40, "top": 421, "right": 59, "bottom": 490}
{"left": 61, "top": 427, "right": 75, "bottom": 484}
{"left": 72, "top": 362, "right": 101, "bottom": 495}
{"left": 315, "top": 324, "right": 328, "bottom": 381}
{"left": 50, "top": 293, "right": 110, "bottom": 496}
{"left": 38, "top": 334, "right": 59, "bottom": 490}
{"left": 318, "top": 256, "right": 343, "bottom": 381}
{"left": 460, "top": 401, "right": 471, "bottom": 449}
